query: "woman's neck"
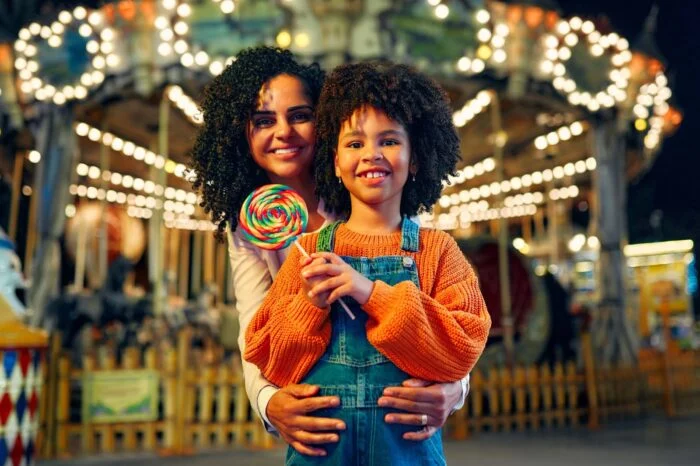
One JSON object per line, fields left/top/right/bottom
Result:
{"left": 268, "top": 173, "right": 324, "bottom": 232}
{"left": 345, "top": 201, "right": 402, "bottom": 235}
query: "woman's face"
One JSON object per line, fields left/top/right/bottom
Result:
{"left": 247, "top": 74, "right": 316, "bottom": 183}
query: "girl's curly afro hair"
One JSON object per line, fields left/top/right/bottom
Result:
{"left": 314, "top": 61, "right": 461, "bottom": 219}
{"left": 190, "top": 46, "right": 324, "bottom": 239}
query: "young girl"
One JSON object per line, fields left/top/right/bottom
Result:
{"left": 245, "top": 62, "right": 491, "bottom": 465}
{"left": 191, "top": 47, "right": 469, "bottom": 457}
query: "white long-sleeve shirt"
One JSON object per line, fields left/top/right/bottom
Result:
{"left": 229, "top": 206, "right": 469, "bottom": 431}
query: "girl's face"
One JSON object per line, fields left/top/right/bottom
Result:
{"left": 335, "top": 105, "right": 413, "bottom": 214}
{"left": 247, "top": 74, "right": 316, "bottom": 183}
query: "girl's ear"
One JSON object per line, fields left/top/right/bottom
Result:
{"left": 334, "top": 152, "right": 341, "bottom": 178}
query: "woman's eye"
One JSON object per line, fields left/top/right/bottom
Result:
{"left": 253, "top": 118, "right": 274, "bottom": 127}
{"left": 290, "top": 112, "right": 312, "bottom": 123}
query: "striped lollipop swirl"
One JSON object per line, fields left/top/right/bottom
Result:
{"left": 239, "top": 184, "right": 309, "bottom": 250}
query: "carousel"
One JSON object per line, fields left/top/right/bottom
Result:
{"left": 0, "top": 0, "right": 687, "bottom": 371}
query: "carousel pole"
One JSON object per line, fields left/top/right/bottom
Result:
{"left": 74, "top": 220, "right": 88, "bottom": 291}
{"left": 98, "top": 120, "right": 110, "bottom": 285}
{"left": 547, "top": 182, "right": 559, "bottom": 266}
{"left": 590, "top": 116, "right": 637, "bottom": 364}
{"left": 28, "top": 105, "right": 78, "bottom": 327}
{"left": 150, "top": 92, "right": 169, "bottom": 316}
{"left": 178, "top": 229, "right": 191, "bottom": 299}
{"left": 24, "top": 172, "right": 39, "bottom": 277}
{"left": 489, "top": 90, "right": 515, "bottom": 368}
{"left": 191, "top": 230, "right": 203, "bottom": 296}
{"left": 8, "top": 150, "right": 24, "bottom": 242}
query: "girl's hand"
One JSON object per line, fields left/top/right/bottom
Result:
{"left": 303, "top": 252, "right": 374, "bottom": 305}
{"left": 300, "top": 256, "right": 331, "bottom": 309}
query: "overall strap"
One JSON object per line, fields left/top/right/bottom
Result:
{"left": 400, "top": 216, "right": 420, "bottom": 252}
{"left": 316, "top": 221, "right": 343, "bottom": 252}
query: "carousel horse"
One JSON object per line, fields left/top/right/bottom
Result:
{"left": 44, "top": 255, "right": 152, "bottom": 363}
{"left": 0, "top": 227, "right": 27, "bottom": 322}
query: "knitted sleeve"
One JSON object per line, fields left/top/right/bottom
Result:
{"left": 243, "top": 235, "right": 331, "bottom": 387}
{"left": 363, "top": 233, "right": 491, "bottom": 382}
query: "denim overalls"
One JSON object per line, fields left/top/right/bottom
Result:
{"left": 286, "top": 218, "right": 446, "bottom": 466}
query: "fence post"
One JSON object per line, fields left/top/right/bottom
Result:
{"left": 41, "top": 332, "right": 62, "bottom": 458}
{"left": 659, "top": 301, "right": 676, "bottom": 417}
{"left": 100, "top": 352, "right": 117, "bottom": 454}
{"left": 161, "top": 346, "right": 178, "bottom": 454}
{"left": 553, "top": 363, "right": 566, "bottom": 426}
{"left": 56, "top": 356, "right": 71, "bottom": 457}
{"left": 144, "top": 347, "right": 158, "bottom": 450}
{"left": 565, "top": 361, "right": 580, "bottom": 426}
{"left": 216, "top": 364, "right": 232, "bottom": 447}
{"left": 540, "top": 364, "right": 553, "bottom": 429}
{"left": 514, "top": 366, "right": 527, "bottom": 431}
{"left": 122, "top": 348, "right": 140, "bottom": 451}
{"left": 176, "top": 327, "right": 194, "bottom": 454}
{"left": 81, "top": 355, "right": 96, "bottom": 454}
{"left": 526, "top": 366, "right": 540, "bottom": 430}
{"left": 581, "top": 331, "right": 599, "bottom": 429}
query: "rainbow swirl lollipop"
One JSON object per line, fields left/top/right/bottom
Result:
{"left": 239, "top": 184, "right": 355, "bottom": 320}
{"left": 239, "top": 184, "right": 308, "bottom": 251}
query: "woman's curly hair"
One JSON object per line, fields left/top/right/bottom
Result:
{"left": 314, "top": 61, "right": 460, "bottom": 218}
{"left": 190, "top": 46, "right": 324, "bottom": 239}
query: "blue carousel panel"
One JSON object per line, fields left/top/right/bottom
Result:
{"left": 2, "top": 350, "right": 17, "bottom": 380}
{"left": 189, "top": 0, "right": 285, "bottom": 57}
{"left": 37, "top": 29, "right": 90, "bottom": 86}
{"left": 386, "top": 1, "right": 481, "bottom": 61}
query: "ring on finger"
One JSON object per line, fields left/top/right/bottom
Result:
{"left": 420, "top": 414, "right": 428, "bottom": 426}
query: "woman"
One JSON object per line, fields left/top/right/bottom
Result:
{"left": 190, "top": 46, "right": 469, "bottom": 457}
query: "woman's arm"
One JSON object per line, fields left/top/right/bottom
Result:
{"left": 227, "top": 230, "right": 280, "bottom": 426}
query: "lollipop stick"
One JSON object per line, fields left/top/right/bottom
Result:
{"left": 294, "top": 239, "right": 356, "bottom": 320}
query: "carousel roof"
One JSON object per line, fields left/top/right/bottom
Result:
{"left": 0, "top": 0, "right": 682, "bottom": 236}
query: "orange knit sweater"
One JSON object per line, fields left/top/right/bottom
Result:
{"left": 244, "top": 224, "right": 491, "bottom": 387}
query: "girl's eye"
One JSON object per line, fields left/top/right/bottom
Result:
{"left": 347, "top": 141, "right": 363, "bottom": 149}
{"left": 382, "top": 139, "right": 400, "bottom": 146}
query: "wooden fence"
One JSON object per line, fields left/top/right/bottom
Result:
{"left": 37, "top": 329, "right": 700, "bottom": 459}
{"left": 42, "top": 328, "right": 274, "bottom": 459}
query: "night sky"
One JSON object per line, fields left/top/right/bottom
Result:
{"left": 559, "top": 0, "right": 700, "bottom": 242}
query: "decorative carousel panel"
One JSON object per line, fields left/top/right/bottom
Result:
{"left": 386, "top": 0, "right": 483, "bottom": 66}
{"left": 159, "top": 0, "right": 285, "bottom": 75}
{"left": 543, "top": 17, "right": 632, "bottom": 112}
{"left": 14, "top": 7, "right": 120, "bottom": 105}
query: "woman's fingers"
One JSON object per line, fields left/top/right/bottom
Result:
{"left": 384, "top": 413, "right": 433, "bottom": 427}
{"left": 403, "top": 426, "right": 439, "bottom": 441}
{"left": 289, "top": 441, "right": 327, "bottom": 457}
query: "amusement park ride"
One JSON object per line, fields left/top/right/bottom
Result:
{"left": 0, "top": 0, "right": 691, "bottom": 367}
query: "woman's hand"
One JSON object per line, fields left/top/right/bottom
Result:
{"left": 303, "top": 252, "right": 374, "bottom": 305}
{"left": 266, "top": 384, "right": 346, "bottom": 456}
{"left": 378, "top": 379, "right": 463, "bottom": 441}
